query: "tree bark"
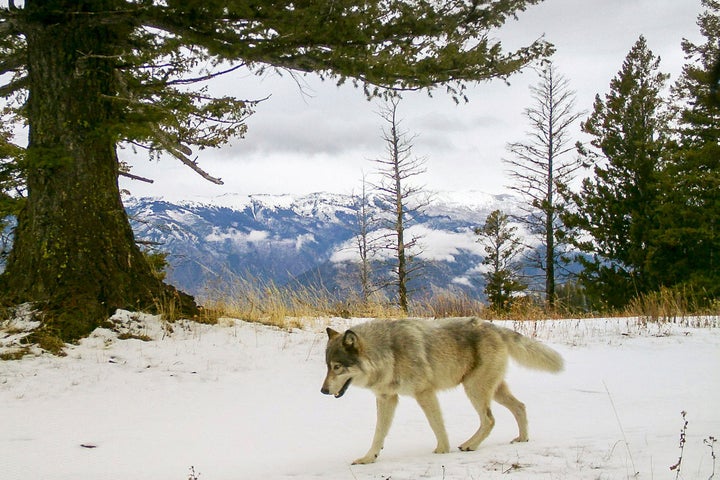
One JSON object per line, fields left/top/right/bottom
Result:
{"left": 395, "top": 170, "right": 408, "bottom": 314}
{"left": 546, "top": 88, "right": 556, "bottom": 310}
{"left": 390, "top": 116, "right": 409, "bottom": 314}
{"left": 0, "top": 1, "right": 197, "bottom": 341}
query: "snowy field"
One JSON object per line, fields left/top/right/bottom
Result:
{"left": 1, "top": 312, "right": 718, "bottom": 480}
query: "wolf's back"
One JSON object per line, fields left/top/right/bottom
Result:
{"left": 498, "top": 327, "right": 564, "bottom": 373}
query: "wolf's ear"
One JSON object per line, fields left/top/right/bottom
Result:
{"left": 326, "top": 327, "right": 340, "bottom": 340}
{"left": 342, "top": 330, "right": 361, "bottom": 353}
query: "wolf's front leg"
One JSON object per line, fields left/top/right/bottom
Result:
{"left": 353, "top": 393, "right": 399, "bottom": 464}
{"left": 415, "top": 390, "right": 450, "bottom": 454}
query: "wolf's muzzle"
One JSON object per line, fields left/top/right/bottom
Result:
{"left": 321, "top": 378, "right": 352, "bottom": 398}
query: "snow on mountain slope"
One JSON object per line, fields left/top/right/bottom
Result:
{"left": 124, "top": 191, "right": 537, "bottom": 298}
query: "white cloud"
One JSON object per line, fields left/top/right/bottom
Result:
{"left": 408, "top": 225, "right": 484, "bottom": 262}
{"left": 205, "top": 228, "right": 269, "bottom": 245}
{"left": 330, "top": 226, "right": 486, "bottom": 265}
{"left": 330, "top": 241, "right": 358, "bottom": 263}
{"left": 247, "top": 230, "right": 269, "bottom": 242}
{"left": 295, "top": 233, "right": 316, "bottom": 251}
{"left": 452, "top": 276, "right": 474, "bottom": 288}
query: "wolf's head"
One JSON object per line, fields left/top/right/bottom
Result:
{"left": 321, "top": 327, "right": 363, "bottom": 398}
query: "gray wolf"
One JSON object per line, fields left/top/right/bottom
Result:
{"left": 320, "top": 317, "right": 564, "bottom": 464}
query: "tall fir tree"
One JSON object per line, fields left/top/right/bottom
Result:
{"left": 564, "top": 36, "right": 670, "bottom": 309}
{"left": 654, "top": 0, "right": 720, "bottom": 302}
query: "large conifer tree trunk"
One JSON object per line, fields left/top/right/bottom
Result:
{"left": 1, "top": 1, "right": 196, "bottom": 340}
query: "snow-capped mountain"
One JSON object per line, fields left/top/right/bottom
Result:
{"left": 125, "top": 191, "right": 529, "bottom": 300}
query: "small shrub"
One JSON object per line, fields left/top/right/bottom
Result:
{"left": 31, "top": 331, "right": 66, "bottom": 356}
{"left": 667, "top": 412, "right": 718, "bottom": 480}
{"left": 669, "top": 411, "right": 688, "bottom": 478}
{"left": 705, "top": 436, "right": 717, "bottom": 478}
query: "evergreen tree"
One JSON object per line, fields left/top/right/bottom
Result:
{"left": 564, "top": 36, "right": 670, "bottom": 309}
{"left": 0, "top": 0, "right": 551, "bottom": 340}
{"left": 504, "top": 61, "right": 583, "bottom": 309}
{"left": 655, "top": 0, "right": 720, "bottom": 302}
{"left": 475, "top": 210, "right": 526, "bottom": 312}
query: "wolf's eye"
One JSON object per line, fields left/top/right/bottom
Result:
{"left": 332, "top": 364, "right": 342, "bottom": 372}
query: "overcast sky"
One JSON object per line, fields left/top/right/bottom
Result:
{"left": 119, "top": 0, "right": 704, "bottom": 202}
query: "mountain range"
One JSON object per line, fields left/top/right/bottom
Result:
{"left": 125, "top": 191, "right": 536, "bottom": 302}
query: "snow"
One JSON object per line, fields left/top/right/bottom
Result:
{"left": 194, "top": 192, "right": 354, "bottom": 216}
{"left": 125, "top": 190, "right": 518, "bottom": 219}
{"left": 431, "top": 190, "right": 509, "bottom": 210}
{"left": 2, "top": 313, "right": 719, "bottom": 480}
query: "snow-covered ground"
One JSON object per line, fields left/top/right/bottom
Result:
{"left": 1, "top": 312, "right": 718, "bottom": 480}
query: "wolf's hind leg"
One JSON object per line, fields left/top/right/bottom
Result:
{"left": 352, "top": 394, "right": 398, "bottom": 464}
{"left": 494, "top": 381, "right": 528, "bottom": 443}
{"left": 415, "top": 390, "right": 450, "bottom": 454}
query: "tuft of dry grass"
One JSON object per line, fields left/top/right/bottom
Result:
{"left": 200, "top": 275, "right": 342, "bottom": 329}
{"left": 411, "top": 290, "right": 486, "bottom": 318}
{"left": 624, "top": 287, "right": 689, "bottom": 323}
{"left": 623, "top": 287, "right": 720, "bottom": 325}
{"left": 475, "top": 296, "right": 591, "bottom": 322}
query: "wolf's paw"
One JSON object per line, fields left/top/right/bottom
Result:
{"left": 510, "top": 436, "right": 529, "bottom": 444}
{"left": 352, "top": 454, "right": 378, "bottom": 465}
{"left": 458, "top": 443, "right": 477, "bottom": 452}
{"left": 433, "top": 444, "right": 450, "bottom": 454}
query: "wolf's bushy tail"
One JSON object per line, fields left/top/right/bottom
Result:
{"left": 499, "top": 328, "right": 564, "bottom": 373}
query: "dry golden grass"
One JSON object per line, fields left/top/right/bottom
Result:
{"left": 622, "top": 287, "right": 720, "bottom": 325}
{"left": 199, "top": 275, "right": 406, "bottom": 328}
{"left": 623, "top": 287, "right": 689, "bottom": 322}
{"left": 201, "top": 278, "right": 320, "bottom": 329}
{"left": 411, "top": 291, "right": 486, "bottom": 318}
{"left": 197, "top": 275, "right": 719, "bottom": 328}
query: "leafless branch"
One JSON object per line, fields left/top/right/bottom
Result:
{"left": 119, "top": 170, "right": 154, "bottom": 184}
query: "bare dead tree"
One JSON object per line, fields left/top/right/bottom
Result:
{"left": 504, "top": 62, "right": 584, "bottom": 310}
{"left": 371, "top": 98, "right": 430, "bottom": 313}
{"left": 352, "top": 173, "right": 380, "bottom": 303}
